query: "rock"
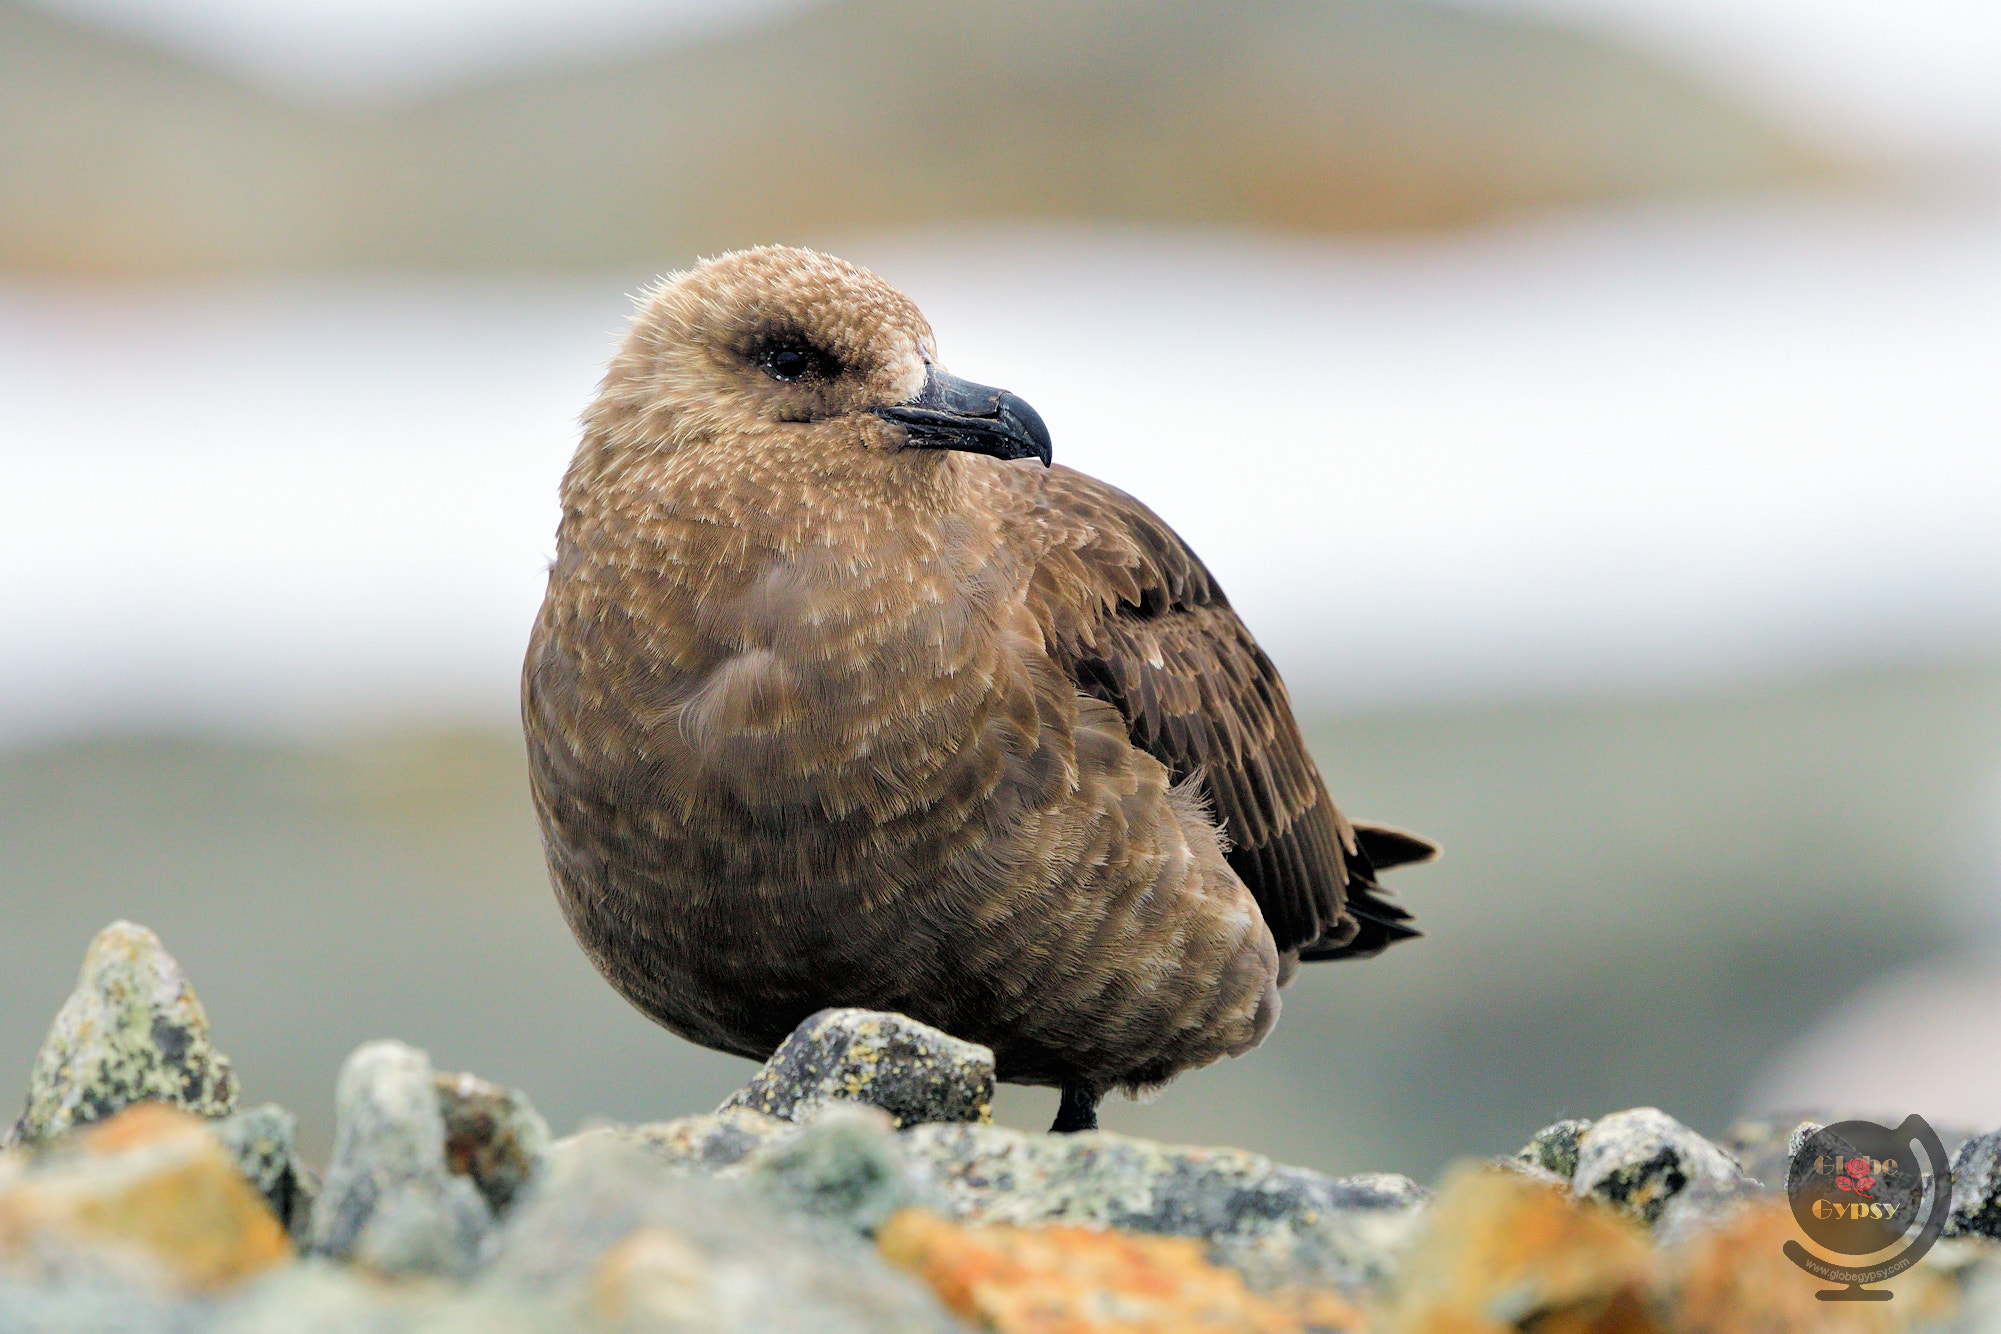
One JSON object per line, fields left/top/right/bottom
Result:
{"left": 489, "top": 1131, "right": 963, "bottom": 1333}
{"left": 1514, "top": 1118, "right": 1591, "bottom": 1179}
{"left": 1652, "top": 1174, "right": 1765, "bottom": 1248}
{"left": 1490, "top": 1155, "right": 1570, "bottom": 1191}
{"left": 434, "top": 1070, "right": 550, "bottom": 1216}
{"left": 901, "top": 1121, "right": 1425, "bottom": 1293}
{"left": 1570, "top": 1107, "right": 1749, "bottom": 1228}
{"left": 556, "top": 1106, "right": 794, "bottom": 1177}
{"left": 1947, "top": 1129, "right": 2001, "bottom": 1239}
{"left": 306, "top": 1041, "right": 491, "bottom": 1279}
{"left": 721, "top": 1009, "right": 995, "bottom": 1129}
{"left": 0, "top": 1277, "right": 197, "bottom": 1334}
{"left": 209, "top": 1258, "right": 550, "bottom": 1334}
{"left": 208, "top": 1104, "right": 316, "bottom": 1242}
{"left": 0, "top": 1102, "right": 291, "bottom": 1295}
{"left": 879, "top": 1207, "right": 1366, "bottom": 1333}
{"left": 588, "top": 1226, "right": 718, "bottom": 1331}
{"left": 1721, "top": 1109, "right": 1978, "bottom": 1200}
{"left": 1665, "top": 1196, "right": 1960, "bottom": 1329}
{"left": 1384, "top": 1162, "right": 1657, "bottom": 1334}
{"left": 8, "top": 922, "right": 239, "bottom": 1147}
{"left": 743, "top": 1103, "right": 920, "bottom": 1233}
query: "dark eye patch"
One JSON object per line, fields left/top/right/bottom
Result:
{"left": 754, "top": 336, "right": 838, "bottom": 384}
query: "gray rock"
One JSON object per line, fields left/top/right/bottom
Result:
{"left": 0, "top": 1277, "right": 202, "bottom": 1334}
{"left": 1570, "top": 1106, "right": 1750, "bottom": 1228}
{"left": 1947, "top": 1129, "right": 2001, "bottom": 1239}
{"left": 209, "top": 1103, "right": 318, "bottom": 1241}
{"left": 1490, "top": 1155, "right": 1570, "bottom": 1190}
{"left": 901, "top": 1121, "right": 1425, "bottom": 1293}
{"left": 8, "top": 921, "right": 239, "bottom": 1147}
{"left": 434, "top": 1070, "right": 551, "bottom": 1216}
{"left": 1514, "top": 1118, "right": 1591, "bottom": 1179}
{"left": 555, "top": 1106, "right": 794, "bottom": 1177}
{"left": 307, "top": 1040, "right": 492, "bottom": 1279}
{"left": 211, "top": 1258, "right": 551, "bottom": 1334}
{"left": 742, "top": 1103, "right": 921, "bottom": 1233}
{"left": 1654, "top": 1173, "right": 1767, "bottom": 1246}
{"left": 1722, "top": 1109, "right": 1978, "bottom": 1197}
{"left": 719, "top": 1009, "right": 994, "bottom": 1128}
{"left": 489, "top": 1131, "right": 962, "bottom": 1333}
{"left": 1715, "top": 1110, "right": 1830, "bottom": 1193}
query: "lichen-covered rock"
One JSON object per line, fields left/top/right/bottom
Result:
{"left": 1663, "top": 1197, "right": 1961, "bottom": 1331}
{"left": 879, "top": 1207, "right": 1366, "bottom": 1333}
{"left": 1652, "top": 1173, "right": 1766, "bottom": 1248}
{"left": 489, "top": 1131, "right": 963, "bottom": 1333}
{"left": 306, "top": 1041, "right": 491, "bottom": 1279}
{"left": 0, "top": 1103, "right": 291, "bottom": 1296}
{"left": 1514, "top": 1118, "right": 1591, "bottom": 1179}
{"left": 1715, "top": 1111, "right": 1825, "bottom": 1194}
{"left": 1946, "top": 1129, "right": 2001, "bottom": 1239}
{"left": 557, "top": 1106, "right": 794, "bottom": 1178}
{"left": 8, "top": 922, "right": 239, "bottom": 1147}
{"left": 901, "top": 1121, "right": 1425, "bottom": 1294}
{"left": 721, "top": 1009, "right": 995, "bottom": 1129}
{"left": 0, "top": 1277, "right": 198, "bottom": 1334}
{"left": 210, "top": 1258, "right": 552, "bottom": 1334}
{"left": 434, "top": 1070, "right": 550, "bottom": 1216}
{"left": 208, "top": 1104, "right": 316, "bottom": 1242}
{"left": 1385, "top": 1163, "right": 1656, "bottom": 1334}
{"left": 743, "top": 1104, "right": 920, "bottom": 1233}
{"left": 1569, "top": 1107, "right": 1748, "bottom": 1228}
{"left": 1722, "top": 1109, "right": 1977, "bottom": 1203}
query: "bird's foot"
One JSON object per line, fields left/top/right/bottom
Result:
{"left": 1050, "top": 1081, "right": 1100, "bottom": 1133}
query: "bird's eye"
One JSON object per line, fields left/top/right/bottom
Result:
{"left": 760, "top": 343, "right": 816, "bottom": 383}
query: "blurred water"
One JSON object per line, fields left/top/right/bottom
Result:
{"left": 5, "top": 198, "right": 1998, "bottom": 741}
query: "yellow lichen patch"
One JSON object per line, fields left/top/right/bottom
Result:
{"left": 0, "top": 1102, "right": 291, "bottom": 1295}
{"left": 1665, "top": 1199, "right": 1958, "bottom": 1333}
{"left": 878, "top": 1207, "right": 1365, "bottom": 1333}
{"left": 1385, "top": 1164, "right": 1660, "bottom": 1334}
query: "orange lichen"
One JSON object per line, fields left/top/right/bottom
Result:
{"left": 878, "top": 1207, "right": 1364, "bottom": 1333}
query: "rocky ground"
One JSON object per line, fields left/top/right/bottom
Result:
{"left": 4, "top": 922, "right": 2001, "bottom": 1332}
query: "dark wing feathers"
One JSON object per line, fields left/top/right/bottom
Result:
{"left": 1017, "top": 465, "right": 1428, "bottom": 958}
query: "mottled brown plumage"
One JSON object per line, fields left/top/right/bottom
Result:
{"left": 523, "top": 245, "right": 1432, "bottom": 1126}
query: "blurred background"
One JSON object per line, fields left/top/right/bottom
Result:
{"left": 4, "top": 0, "right": 1999, "bottom": 1178}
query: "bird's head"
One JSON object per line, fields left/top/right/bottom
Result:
{"left": 581, "top": 245, "right": 1052, "bottom": 491}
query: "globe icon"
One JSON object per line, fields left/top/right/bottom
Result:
{"left": 1785, "top": 1115, "right": 1952, "bottom": 1300}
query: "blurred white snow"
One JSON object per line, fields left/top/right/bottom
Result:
{"left": 4, "top": 198, "right": 1997, "bottom": 742}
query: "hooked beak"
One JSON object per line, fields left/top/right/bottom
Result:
{"left": 875, "top": 368, "right": 1053, "bottom": 467}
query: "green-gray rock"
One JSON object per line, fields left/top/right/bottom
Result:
{"left": 901, "top": 1121, "right": 1425, "bottom": 1293}
{"left": 1570, "top": 1106, "right": 1749, "bottom": 1228}
{"left": 209, "top": 1103, "right": 317, "bottom": 1241}
{"left": 1514, "top": 1117, "right": 1592, "bottom": 1178}
{"left": 489, "top": 1132, "right": 962, "bottom": 1333}
{"left": 307, "top": 1041, "right": 492, "bottom": 1279}
{"left": 720, "top": 1009, "right": 994, "bottom": 1128}
{"left": 8, "top": 921, "right": 239, "bottom": 1147}
{"left": 434, "top": 1070, "right": 551, "bottom": 1216}
{"left": 742, "top": 1103, "right": 921, "bottom": 1234}
{"left": 577, "top": 1106, "right": 794, "bottom": 1175}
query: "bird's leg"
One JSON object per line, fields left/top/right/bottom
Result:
{"left": 1050, "top": 1081, "right": 1101, "bottom": 1133}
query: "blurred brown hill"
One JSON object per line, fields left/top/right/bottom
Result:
{"left": 2, "top": 0, "right": 1835, "bottom": 274}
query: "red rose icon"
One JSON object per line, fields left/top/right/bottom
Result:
{"left": 1837, "top": 1157, "right": 1876, "bottom": 1195}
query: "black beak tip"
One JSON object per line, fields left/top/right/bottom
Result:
{"left": 1000, "top": 392, "right": 1054, "bottom": 467}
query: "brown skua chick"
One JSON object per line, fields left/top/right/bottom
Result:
{"left": 524, "top": 245, "right": 1433, "bottom": 1132}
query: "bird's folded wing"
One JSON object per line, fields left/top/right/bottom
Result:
{"left": 1015, "top": 465, "right": 1424, "bottom": 956}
